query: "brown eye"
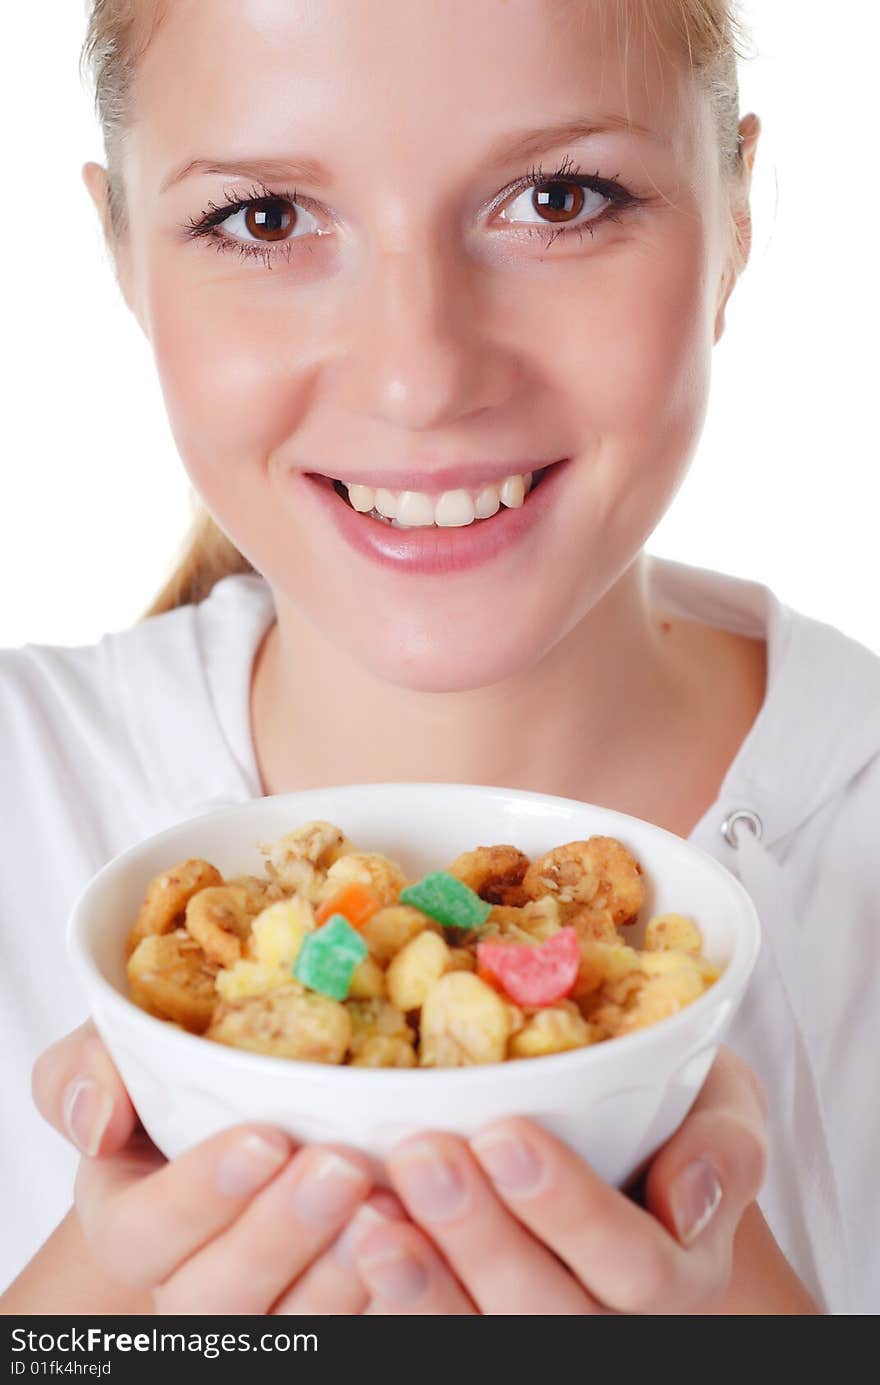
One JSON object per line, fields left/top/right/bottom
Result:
{"left": 496, "top": 176, "right": 611, "bottom": 233}
{"left": 532, "top": 179, "right": 587, "bottom": 224}
{"left": 243, "top": 198, "right": 298, "bottom": 242}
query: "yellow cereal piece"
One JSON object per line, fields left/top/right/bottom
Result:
{"left": 573, "top": 939, "right": 643, "bottom": 999}
{"left": 207, "top": 985, "right": 351, "bottom": 1063}
{"left": 360, "top": 904, "right": 440, "bottom": 964}
{"left": 346, "top": 999, "right": 414, "bottom": 1057}
{"left": 320, "top": 852, "right": 408, "bottom": 907}
{"left": 215, "top": 959, "right": 297, "bottom": 1002}
{"left": 619, "top": 969, "right": 706, "bottom": 1032}
{"left": 347, "top": 955, "right": 387, "bottom": 1000}
{"left": 387, "top": 930, "right": 451, "bottom": 1011}
{"left": 250, "top": 896, "right": 315, "bottom": 968}
{"left": 644, "top": 913, "right": 703, "bottom": 954}
{"left": 350, "top": 1036, "right": 417, "bottom": 1068}
{"left": 420, "top": 972, "right": 513, "bottom": 1067}
{"left": 639, "top": 950, "right": 704, "bottom": 980}
{"left": 509, "top": 1001, "right": 592, "bottom": 1058}
{"left": 590, "top": 951, "right": 707, "bottom": 1039}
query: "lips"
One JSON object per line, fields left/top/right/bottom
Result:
{"left": 294, "top": 458, "right": 571, "bottom": 575}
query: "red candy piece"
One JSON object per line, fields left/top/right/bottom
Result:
{"left": 476, "top": 927, "right": 580, "bottom": 1007}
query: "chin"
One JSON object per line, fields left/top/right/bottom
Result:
{"left": 342, "top": 615, "right": 554, "bottom": 694}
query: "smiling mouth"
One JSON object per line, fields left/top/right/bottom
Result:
{"left": 321, "top": 465, "right": 552, "bottom": 529}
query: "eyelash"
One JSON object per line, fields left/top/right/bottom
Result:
{"left": 182, "top": 156, "right": 641, "bottom": 267}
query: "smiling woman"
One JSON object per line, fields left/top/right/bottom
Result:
{"left": 80, "top": 0, "right": 751, "bottom": 631}
{"left": 3, "top": 0, "right": 880, "bottom": 1321}
{"left": 78, "top": 0, "right": 754, "bottom": 704}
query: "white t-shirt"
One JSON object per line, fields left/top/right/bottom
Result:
{"left": 2, "top": 555, "right": 879, "bottom": 1313}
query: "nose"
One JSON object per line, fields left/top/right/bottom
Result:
{"left": 335, "top": 238, "right": 518, "bottom": 432}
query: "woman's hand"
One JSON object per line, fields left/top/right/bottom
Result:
{"left": 353, "top": 1047, "right": 812, "bottom": 1314}
{"left": 30, "top": 1020, "right": 404, "bottom": 1314}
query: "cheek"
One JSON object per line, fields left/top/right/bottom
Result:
{"left": 566, "top": 233, "right": 713, "bottom": 442}
{"left": 145, "top": 261, "right": 312, "bottom": 510}
{"left": 554, "top": 224, "right": 716, "bottom": 545}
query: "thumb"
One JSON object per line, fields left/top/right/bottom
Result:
{"left": 32, "top": 1019, "right": 138, "bottom": 1158}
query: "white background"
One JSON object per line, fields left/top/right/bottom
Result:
{"left": 2, "top": 0, "right": 878, "bottom": 650}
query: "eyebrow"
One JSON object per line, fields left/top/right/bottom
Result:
{"left": 159, "top": 115, "right": 657, "bottom": 194}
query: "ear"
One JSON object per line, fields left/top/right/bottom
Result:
{"left": 81, "top": 161, "right": 148, "bottom": 335}
{"left": 714, "top": 113, "right": 762, "bottom": 343}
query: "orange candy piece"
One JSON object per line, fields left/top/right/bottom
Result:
{"left": 314, "top": 882, "right": 381, "bottom": 931}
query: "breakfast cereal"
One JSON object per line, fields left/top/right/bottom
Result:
{"left": 123, "top": 819, "right": 720, "bottom": 1067}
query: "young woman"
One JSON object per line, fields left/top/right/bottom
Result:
{"left": 2, "top": 0, "right": 877, "bottom": 1314}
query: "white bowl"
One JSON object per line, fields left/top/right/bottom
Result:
{"left": 67, "top": 783, "right": 760, "bottom": 1189}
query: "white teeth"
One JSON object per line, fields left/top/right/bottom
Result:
{"left": 396, "top": 490, "right": 436, "bottom": 526}
{"left": 435, "top": 489, "right": 476, "bottom": 527}
{"left": 373, "top": 488, "right": 398, "bottom": 519}
{"left": 499, "top": 474, "right": 525, "bottom": 509}
{"left": 347, "top": 483, "right": 375, "bottom": 513}
{"left": 337, "top": 469, "right": 539, "bottom": 527}
{"left": 474, "top": 485, "right": 501, "bottom": 519}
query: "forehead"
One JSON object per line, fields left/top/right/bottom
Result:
{"left": 130, "top": 0, "right": 705, "bottom": 182}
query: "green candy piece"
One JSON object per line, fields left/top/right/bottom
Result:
{"left": 399, "top": 871, "right": 491, "bottom": 931}
{"left": 292, "top": 913, "right": 368, "bottom": 1001}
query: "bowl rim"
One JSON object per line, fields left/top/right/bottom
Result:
{"left": 67, "top": 781, "right": 762, "bottom": 1084}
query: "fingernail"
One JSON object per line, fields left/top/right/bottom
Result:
{"left": 62, "top": 1078, "right": 114, "bottom": 1158}
{"left": 669, "top": 1159, "right": 723, "bottom": 1245}
{"left": 215, "top": 1131, "right": 290, "bottom": 1197}
{"left": 333, "top": 1202, "right": 389, "bottom": 1269}
{"left": 292, "top": 1151, "right": 367, "bottom": 1224}
{"left": 358, "top": 1242, "right": 429, "bottom": 1305}
{"left": 470, "top": 1130, "right": 545, "bottom": 1195}
{"left": 393, "top": 1141, "right": 466, "bottom": 1220}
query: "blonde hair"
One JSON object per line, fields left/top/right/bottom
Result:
{"left": 80, "top": 0, "right": 750, "bottom": 621}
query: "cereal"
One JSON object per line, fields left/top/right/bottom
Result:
{"left": 445, "top": 845, "right": 531, "bottom": 907}
{"left": 247, "top": 896, "right": 315, "bottom": 967}
{"left": 314, "top": 882, "right": 381, "bottom": 930}
{"left": 257, "top": 820, "right": 356, "bottom": 905}
{"left": 125, "top": 858, "right": 223, "bottom": 958}
{"left": 127, "top": 929, "right": 219, "bottom": 1032}
{"left": 509, "top": 1001, "right": 592, "bottom": 1058}
{"left": 400, "top": 871, "right": 492, "bottom": 931}
{"left": 386, "top": 930, "right": 452, "bottom": 1011}
{"left": 124, "top": 817, "right": 720, "bottom": 1067}
{"left": 645, "top": 912, "right": 702, "bottom": 954}
{"left": 347, "top": 955, "right": 387, "bottom": 1000}
{"left": 320, "top": 852, "right": 407, "bottom": 907}
{"left": 359, "top": 904, "right": 439, "bottom": 964}
{"left": 476, "top": 927, "right": 580, "bottom": 1007}
{"left": 292, "top": 914, "right": 369, "bottom": 1001}
{"left": 420, "top": 972, "right": 514, "bottom": 1066}
{"left": 350, "top": 1036, "right": 418, "bottom": 1068}
{"left": 523, "top": 837, "right": 644, "bottom": 925}
{"left": 346, "top": 998, "right": 414, "bottom": 1056}
{"left": 184, "top": 883, "right": 255, "bottom": 969}
{"left": 207, "top": 984, "right": 351, "bottom": 1063}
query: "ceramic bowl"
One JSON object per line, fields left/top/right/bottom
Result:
{"left": 67, "top": 782, "right": 760, "bottom": 1188}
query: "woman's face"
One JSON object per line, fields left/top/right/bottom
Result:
{"left": 108, "top": 0, "right": 744, "bottom": 691}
